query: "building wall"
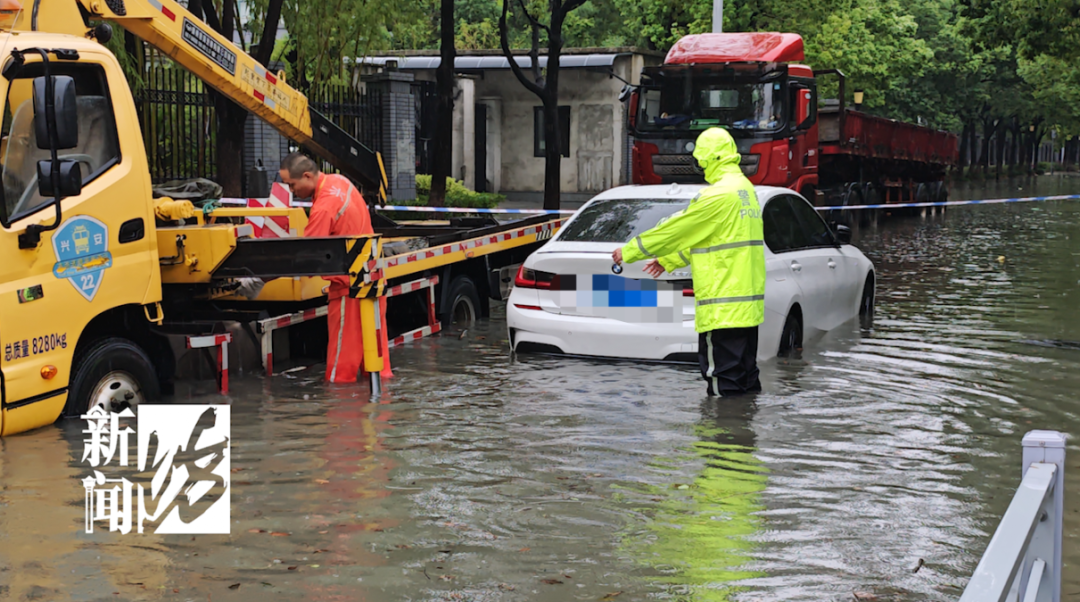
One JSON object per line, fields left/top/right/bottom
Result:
{"left": 473, "top": 65, "right": 632, "bottom": 195}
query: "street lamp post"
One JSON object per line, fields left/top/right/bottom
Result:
{"left": 713, "top": 0, "right": 723, "bottom": 33}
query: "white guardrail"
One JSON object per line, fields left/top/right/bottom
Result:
{"left": 961, "top": 430, "right": 1065, "bottom": 602}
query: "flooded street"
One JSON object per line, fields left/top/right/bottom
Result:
{"left": 3, "top": 175, "right": 1080, "bottom": 601}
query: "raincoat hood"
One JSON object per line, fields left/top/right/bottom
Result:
{"left": 692, "top": 127, "right": 742, "bottom": 184}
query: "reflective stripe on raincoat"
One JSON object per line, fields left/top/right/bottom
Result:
{"left": 620, "top": 128, "right": 766, "bottom": 333}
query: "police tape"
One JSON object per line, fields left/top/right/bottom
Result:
{"left": 220, "top": 193, "right": 1080, "bottom": 215}
{"left": 817, "top": 193, "right": 1080, "bottom": 211}
{"left": 378, "top": 205, "right": 576, "bottom": 215}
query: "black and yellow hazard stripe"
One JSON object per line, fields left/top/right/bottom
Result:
{"left": 348, "top": 235, "right": 384, "bottom": 299}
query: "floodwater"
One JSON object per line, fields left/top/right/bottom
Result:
{"left": 2, "top": 175, "right": 1080, "bottom": 601}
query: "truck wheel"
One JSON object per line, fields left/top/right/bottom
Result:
{"left": 778, "top": 309, "right": 803, "bottom": 358}
{"left": 916, "top": 183, "right": 933, "bottom": 215}
{"left": 441, "top": 275, "right": 480, "bottom": 327}
{"left": 862, "top": 185, "right": 881, "bottom": 227}
{"left": 64, "top": 338, "right": 161, "bottom": 417}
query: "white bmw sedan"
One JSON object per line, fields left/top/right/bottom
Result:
{"left": 507, "top": 184, "right": 876, "bottom": 362}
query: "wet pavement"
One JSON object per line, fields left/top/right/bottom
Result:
{"left": 2, "top": 175, "right": 1080, "bottom": 601}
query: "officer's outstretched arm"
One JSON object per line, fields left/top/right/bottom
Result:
{"left": 621, "top": 199, "right": 726, "bottom": 264}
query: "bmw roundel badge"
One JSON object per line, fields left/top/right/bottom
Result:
{"left": 611, "top": 263, "right": 623, "bottom": 275}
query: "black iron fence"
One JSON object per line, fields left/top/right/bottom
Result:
{"left": 308, "top": 83, "right": 383, "bottom": 157}
{"left": 134, "top": 46, "right": 218, "bottom": 184}
{"left": 131, "top": 44, "right": 384, "bottom": 188}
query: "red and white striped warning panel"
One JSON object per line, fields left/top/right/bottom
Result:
{"left": 384, "top": 220, "right": 565, "bottom": 269}
{"left": 186, "top": 333, "right": 232, "bottom": 349}
{"left": 389, "top": 323, "right": 442, "bottom": 348}
{"left": 384, "top": 275, "right": 439, "bottom": 298}
{"left": 245, "top": 182, "right": 294, "bottom": 239}
{"left": 257, "top": 305, "right": 329, "bottom": 334}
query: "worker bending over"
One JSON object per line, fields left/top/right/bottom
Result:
{"left": 279, "top": 152, "right": 388, "bottom": 383}
{"left": 612, "top": 127, "right": 766, "bottom": 396}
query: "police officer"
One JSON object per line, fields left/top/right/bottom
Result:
{"left": 612, "top": 127, "right": 766, "bottom": 396}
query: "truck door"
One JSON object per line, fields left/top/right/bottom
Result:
{"left": 0, "top": 51, "right": 157, "bottom": 435}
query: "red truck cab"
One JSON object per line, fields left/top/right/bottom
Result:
{"left": 629, "top": 32, "right": 958, "bottom": 211}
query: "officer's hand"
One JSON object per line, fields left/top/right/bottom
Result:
{"left": 611, "top": 248, "right": 623, "bottom": 265}
{"left": 644, "top": 259, "right": 665, "bottom": 278}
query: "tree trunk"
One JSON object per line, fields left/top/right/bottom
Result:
{"left": 995, "top": 119, "right": 1007, "bottom": 179}
{"left": 429, "top": 0, "right": 455, "bottom": 207}
{"left": 254, "top": 0, "right": 285, "bottom": 67}
{"left": 541, "top": 11, "right": 566, "bottom": 211}
{"left": 980, "top": 117, "right": 994, "bottom": 175}
{"left": 958, "top": 120, "right": 972, "bottom": 173}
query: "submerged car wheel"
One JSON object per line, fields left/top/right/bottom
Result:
{"left": 778, "top": 309, "right": 803, "bottom": 358}
{"left": 65, "top": 337, "right": 161, "bottom": 417}
{"left": 859, "top": 274, "right": 876, "bottom": 330}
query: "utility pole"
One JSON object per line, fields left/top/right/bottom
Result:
{"left": 713, "top": 0, "right": 723, "bottom": 33}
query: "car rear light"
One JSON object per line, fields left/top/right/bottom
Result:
{"left": 683, "top": 288, "right": 694, "bottom": 297}
{"left": 513, "top": 304, "right": 543, "bottom": 311}
{"left": 514, "top": 265, "right": 556, "bottom": 289}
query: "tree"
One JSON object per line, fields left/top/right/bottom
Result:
{"left": 429, "top": 0, "right": 456, "bottom": 206}
{"left": 499, "top": 0, "right": 589, "bottom": 210}
{"left": 182, "top": 0, "right": 260, "bottom": 197}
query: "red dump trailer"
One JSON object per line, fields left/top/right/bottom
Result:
{"left": 627, "top": 32, "right": 959, "bottom": 211}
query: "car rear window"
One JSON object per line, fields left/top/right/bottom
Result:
{"left": 558, "top": 198, "right": 691, "bottom": 243}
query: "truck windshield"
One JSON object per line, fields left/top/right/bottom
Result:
{"left": 558, "top": 198, "right": 691, "bottom": 243}
{"left": 637, "top": 79, "right": 783, "bottom": 133}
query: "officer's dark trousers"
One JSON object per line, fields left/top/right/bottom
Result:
{"left": 698, "top": 326, "right": 762, "bottom": 396}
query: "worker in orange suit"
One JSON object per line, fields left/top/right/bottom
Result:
{"left": 279, "top": 152, "right": 392, "bottom": 383}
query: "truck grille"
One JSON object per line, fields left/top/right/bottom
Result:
{"left": 650, "top": 153, "right": 759, "bottom": 178}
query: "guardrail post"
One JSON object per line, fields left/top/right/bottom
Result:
{"left": 1022, "top": 430, "right": 1066, "bottom": 602}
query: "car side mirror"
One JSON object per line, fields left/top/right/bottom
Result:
{"left": 37, "top": 159, "right": 82, "bottom": 197}
{"left": 834, "top": 223, "right": 852, "bottom": 245}
{"left": 33, "top": 75, "right": 79, "bottom": 150}
{"left": 796, "top": 88, "right": 814, "bottom": 130}
{"left": 618, "top": 84, "right": 633, "bottom": 102}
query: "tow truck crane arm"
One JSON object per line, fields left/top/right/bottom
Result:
{"left": 22, "top": 0, "right": 389, "bottom": 205}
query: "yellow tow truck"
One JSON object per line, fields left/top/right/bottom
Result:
{"left": 0, "top": 0, "right": 392, "bottom": 436}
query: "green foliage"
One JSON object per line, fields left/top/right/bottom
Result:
{"left": 276, "top": 0, "right": 425, "bottom": 87}
{"left": 414, "top": 175, "right": 505, "bottom": 207}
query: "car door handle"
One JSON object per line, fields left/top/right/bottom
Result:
{"left": 828, "top": 260, "right": 837, "bottom": 269}
{"left": 790, "top": 261, "right": 802, "bottom": 273}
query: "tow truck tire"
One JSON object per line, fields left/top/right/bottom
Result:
{"left": 64, "top": 338, "right": 161, "bottom": 417}
{"left": 442, "top": 275, "right": 481, "bottom": 327}
{"left": 777, "top": 309, "right": 803, "bottom": 358}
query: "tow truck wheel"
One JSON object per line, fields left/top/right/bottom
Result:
{"left": 65, "top": 338, "right": 161, "bottom": 417}
{"left": 442, "top": 275, "right": 481, "bottom": 327}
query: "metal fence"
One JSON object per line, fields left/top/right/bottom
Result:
{"left": 134, "top": 46, "right": 217, "bottom": 184}
{"left": 961, "top": 430, "right": 1065, "bottom": 602}
{"left": 308, "top": 83, "right": 383, "bottom": 157}
{"left": 131, "top": 44, "right": 384, "bottom": 189}
{"left": 412, "top": 81, "right": 437, "bottom": 176}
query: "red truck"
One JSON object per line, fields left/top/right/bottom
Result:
{"left": 627, "top": 33, "right": 958, "bottom": 214}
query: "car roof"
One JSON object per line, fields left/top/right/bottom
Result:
{"left": 586, "top": 183, "right": 796, "bottom": 203}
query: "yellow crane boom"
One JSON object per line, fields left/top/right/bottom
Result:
{"left": 17, "top": 0, "right": 388, "bottom": 204}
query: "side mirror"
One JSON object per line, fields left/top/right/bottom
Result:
{"left": 37, "top": 159, "right": 82, "bottom": 197}
{"left": 796, "top": 87, "right": 814, "bottom": 130}
{"left": 33, "top": 75, "right": 79, "bottom": 150}
{"left": 834, "top": 223, "right": 852, "bottom": 245}
{"left": 618, "top": 84, "right": 633, "bottom": 102}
